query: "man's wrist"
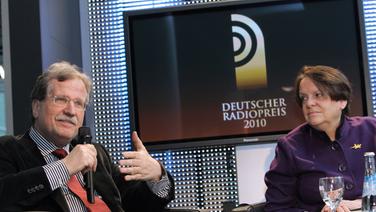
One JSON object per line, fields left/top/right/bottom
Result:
{"left": 151, "top": 160, "right": 165, "bottom": 182}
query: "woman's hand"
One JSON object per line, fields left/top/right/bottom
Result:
{"left": 321, "top": 199, "right": 361, "bottom": 212}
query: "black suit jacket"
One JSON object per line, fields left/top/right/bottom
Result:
{"left": 0, "top": 132, "right": 174, "bottom": 211}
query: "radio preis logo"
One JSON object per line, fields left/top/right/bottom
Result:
{"left": 231, "top": 14, "right": 267, "bottom": 90}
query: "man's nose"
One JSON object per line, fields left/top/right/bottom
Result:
{"left": 63, "top": 101, "right": 77, "bottom": 114}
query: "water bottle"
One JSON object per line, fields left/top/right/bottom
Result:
{"left": 362, "top": 152, "right": 376, "bottom": 211}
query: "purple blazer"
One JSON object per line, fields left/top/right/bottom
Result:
{"left": 265, "top": 116, "right": 376, "bottom": 212}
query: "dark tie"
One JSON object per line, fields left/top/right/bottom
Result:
{"left": 52, "top": 149, "right": 110, "bottom": 212}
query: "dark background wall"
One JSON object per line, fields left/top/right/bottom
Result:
{"left": 7, "top": 0, "right": 42, "bottom": 135}
{"left": 4, "top": 0, "right": 81, "bottom": 135}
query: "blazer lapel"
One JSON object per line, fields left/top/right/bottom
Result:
{"left": 94, "top": 170, "right": 124, "bottom": 211}
{"left": 17, "top": 133, "right": 46, "bottom": 166}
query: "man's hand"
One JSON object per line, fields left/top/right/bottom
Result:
{"left": 118, "top": 131, "right": 162, "bottom": 182}
{"left": 62, "top": 144, "right": 97, "bottom": 176}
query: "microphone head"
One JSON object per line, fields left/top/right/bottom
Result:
{"left": 79, "top": 126, "right": 91, "bottom": 136}
{"left": 78, "top": 126, "right": 92, "bottom": 143}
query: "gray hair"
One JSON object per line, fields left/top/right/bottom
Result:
{"left": 30, "top": 61, "right": 92, "bottom": 122}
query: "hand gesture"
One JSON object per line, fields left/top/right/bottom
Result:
{"left": 118, "top": 131, "right": 162, "bottom": 182}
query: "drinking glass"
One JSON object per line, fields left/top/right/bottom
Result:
{"left": 319, "top": 176, "right": 345, "bottom": 212}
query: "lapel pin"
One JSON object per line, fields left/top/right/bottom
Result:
{"left": 351, "top": 144, "right": 361, "bottom": 149}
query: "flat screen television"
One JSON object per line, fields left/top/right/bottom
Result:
{"left": 123, "top": 0, "right": 370, "bottom": 150}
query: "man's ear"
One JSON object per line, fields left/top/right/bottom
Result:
{"left": 32, "top": 100, "right": 40, "bottom": 119}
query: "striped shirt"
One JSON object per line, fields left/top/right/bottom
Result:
{"left": 30, "top": 127, "right": 171, "bottom": 211}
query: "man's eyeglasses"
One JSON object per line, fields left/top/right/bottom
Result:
{"left": 50, "top": 96, "right": 87, "bottom": 111}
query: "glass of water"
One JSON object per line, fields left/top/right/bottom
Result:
{"left": 319, "top": 176, "right": 344, "bottom": 212}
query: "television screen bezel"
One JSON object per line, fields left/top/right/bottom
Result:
{"left": 123, "top": 0, "right": 371, "bottom": 150}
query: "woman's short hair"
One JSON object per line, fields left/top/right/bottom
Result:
{"left": 294, "top": 65, "right": 352, "bottom": 115}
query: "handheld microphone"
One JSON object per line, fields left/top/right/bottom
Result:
{"left": 78, "top": 126, "right": 95, "bottom": 204}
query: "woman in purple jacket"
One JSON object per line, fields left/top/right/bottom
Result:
{"left": 264, "top": 65, "right": 375, "bottom": 211}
